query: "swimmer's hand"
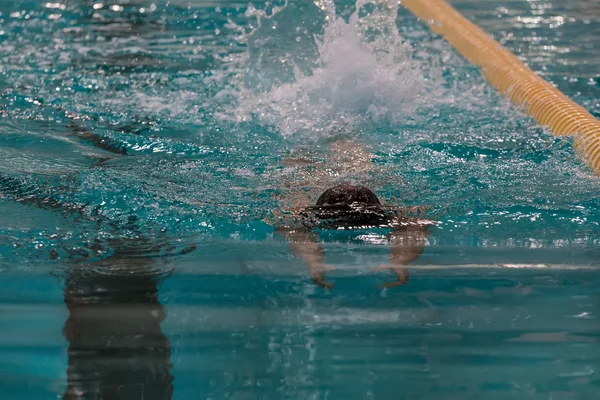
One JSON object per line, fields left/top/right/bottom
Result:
{"left": 276, "top": 229, "right": 335, "bottom": 289}
{"left": 311, "top": 273, "right": 334, "bottom": 289}
{"left": 310, "top": 264, "right": 335, "bottom": 289}
{"left": 371, "top": 264, "right": 409, "bottom": 289}
{"left": 370, "top": 225, "right": 429, "bottom": 289}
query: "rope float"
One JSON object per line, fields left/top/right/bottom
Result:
{"left": 400, "top": 0, "right": 600, "bottom": 174}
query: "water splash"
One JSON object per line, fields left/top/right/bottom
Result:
{"left": 216, "top": 0, "right": 429, "bottom": 138}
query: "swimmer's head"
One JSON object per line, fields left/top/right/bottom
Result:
{"left": 316, "top": 184, "right": 381, "bottom": 207}
{"left": 299, "top": 185, "right": 427, "bottom": 230}
{"left": 300, "top": 185, "right": 388, "bottom": 229}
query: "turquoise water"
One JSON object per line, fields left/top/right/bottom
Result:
{"left": 0, "top": 0, "right": 599, "bottom": 398}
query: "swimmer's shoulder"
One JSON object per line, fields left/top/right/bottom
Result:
{"left": 266, "top": 207, "right": 306, "bottom": 231}
{"left": 376, "top": 203, "right": 434, "bottom": 230}
{"left": 389, "top": 215, "right": 436, "bottom": 231}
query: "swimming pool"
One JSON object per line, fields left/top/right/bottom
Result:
{"left": 0, "top": 0, "right": 599, "bottom": 398}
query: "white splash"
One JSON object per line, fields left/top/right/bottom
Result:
{"left": 215, "top": 0, "right": 429, "bottom": 138}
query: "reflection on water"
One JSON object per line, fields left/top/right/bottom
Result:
{"left": 62, "top": 244, "right": 173, "bottom": 399}
{"left": 161, "top": 267, "right": 600, "bottom": 399}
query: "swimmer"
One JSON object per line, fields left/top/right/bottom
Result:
{"left": 274, "top": 140, "right": 434, "bottom": 289}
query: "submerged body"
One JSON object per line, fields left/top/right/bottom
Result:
{"left": 275, "top": 140, "right": 434, "bottom": 289}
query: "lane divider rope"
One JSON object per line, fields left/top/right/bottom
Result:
{"left": 400, "top": 0, "right": 600, "bottom": 174}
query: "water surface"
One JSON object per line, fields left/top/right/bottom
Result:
{"left": 0, "top": 0, "right": 599, "bottom": 398}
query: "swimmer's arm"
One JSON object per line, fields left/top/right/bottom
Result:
{"left": 276, "top": 228, "right": 334, "bottom": 289}
{"left": 373, "top": 223, "right": 432, "bottom": 288}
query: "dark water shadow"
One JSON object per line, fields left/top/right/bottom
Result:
{"left": 0, "top": 174, "right": 177, "bottom": 399}
{"left": 62, "top": 242, "right": 174, "bottom": 400}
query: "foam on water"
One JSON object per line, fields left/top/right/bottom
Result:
{"left": 216, "top": 0, "right": 432, "bottom": 138}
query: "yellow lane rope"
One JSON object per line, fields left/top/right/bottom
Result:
{"left": 400, "top": 0, "right": 600, "bottom": 174}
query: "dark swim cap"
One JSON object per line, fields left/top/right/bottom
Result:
{"left": 301, "top": 185, "right": 391, "bottom": 229}
{"left": 316, "top": 185, "right": 381, "bottom": 206}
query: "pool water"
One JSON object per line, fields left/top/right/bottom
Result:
{"left": 0, "top": 0, "right": 599, "bottom": 398}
